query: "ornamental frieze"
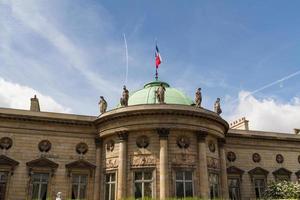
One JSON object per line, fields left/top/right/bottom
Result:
{"left": 130, "top": 154, "right": 156, "bottom": 167}
{"left": 207, "top": 157, "right": 220, "bottom": 170}
{"left": 171, "top": 153, "right": 196, "bottom": 167}
{"left": 105, "top": 158, "right": 118, "bottom": 169}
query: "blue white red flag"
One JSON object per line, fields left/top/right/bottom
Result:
{"left": 155, "top": 45, "right": 162, "bottom": 68}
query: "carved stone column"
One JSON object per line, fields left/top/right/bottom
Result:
{"left": 117, "top": 131, "right": 128, "bottom": 200}
{"left": 197, "top": 132, "right": 209, "bottom": 199}
{"left": 157, "top": 128, "right": 169, "bottom": 199}
{"left": 218, "top": 138, "right": 229, "bottom": 199}
{"left": 94, "top": 137, "right": 102, "bottom": 200}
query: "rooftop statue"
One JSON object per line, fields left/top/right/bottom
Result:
{"left": 98, "top": 96, "right": 107, "bottom": 114}
{"left": 156, "top": 83, "right": 166, "bottom": 104}
{"left": 214, "top": 98, "right": 222, "bottom": 115}
{"left": 195, "top": 88, "right": 202, "bottom": 108}
{"left": 120, "top": 85, "right": 129, "bottom": 107}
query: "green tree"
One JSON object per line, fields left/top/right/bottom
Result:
{"left": 263, "top": 181, "right": 300, "bottom": 199}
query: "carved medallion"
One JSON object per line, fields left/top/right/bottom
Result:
{"left": 177, "top": 136, "right": 190, "bottom": 149}
{"left": 38, "top": 140, "right": 51, "bottom": 152}
{"left": 0, "top": 137, "right": 13, "bottom": 150}
{"left": 76, "top": 142, "right": 88, "bottom": 155}
{"left": 106, "top": 140, "right": 115, "bottom": 152}
{"left": 136, "top": 135, "right": 149, "bottom": 148}
{"left": 276, "top": 154, "right": 284, "bottom": 163}
{"left": 208, "top": 141, "right": 216, "bottom": 153}
{"left": 252, "top": 153, "right": 261, "bottom": 163}
{"left": 131, "top": 154, "right": 156, "bottom": 167}
{"left": 227, "top": 151, "right": 236, "bottom": 162}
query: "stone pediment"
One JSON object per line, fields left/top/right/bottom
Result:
{"left": 26, "top": 157, "right": 58, "bottom": 169}
{"left": 227, "top": 166, "right": 244, "bottom": 175}
{"left": 0, "top": 154, "right": 19, "bottom": 167}
{"left": 248, "top": 167, "right": 269, "bottom": 176}
{"left": 65, "top": 159, "right": 96, "bottom": 169}
{"left": 273, "top": 168, "right": 292, "bottom": 176}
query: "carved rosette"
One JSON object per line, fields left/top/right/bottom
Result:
{"left": 252, "top": 153, "right": 261, "bottom": 163}
{"left": 38, "top": 140, "right": 51, "bottom": 152}
{"left": 136, "top": 135, "right": 150, "bottom": 148}
{"left": 207, "top": 157, "right": 220, "bottom": 170}
{"left": 105, "top": 158, "right": 118, "bottom": 169}
{"left": 130, "top": 154, "right": 156, "bottom": 167}
{"left": 276, "top": 154, "right": 284, "bottom": 164}
{"left": 0, "top": 137, "right": 13, "bottom": 150}
{"left": 76, "top": 142, "right": 88, "bottom": 155}
{"left": 171, "top": 153, "right": 196, "bottom": 167}
{"left": 208, "top": 141, "right": 216, "bottom": 153}
{"left": 106, "top": 140, "right": 115, "bottom": 152}
{"left": 177, "top": 136, "right": 190, "bottom": 149}
{"left": 227, "top": 151, "right": 236, "bottom": 162}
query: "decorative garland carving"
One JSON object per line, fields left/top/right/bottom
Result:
{"left": 136, "top": 135, "right": 150, "bottom": 148}
{"left": 0, "top": 137, "right": 13, "bottom": 150}
{"left": 38, "top": 140, "right": 51, "bottom": 152}
{"left": 208, "top": 141, "right": 216, "bottom": 153}
{"left": 276, "top": 154, "right": 284, "bottom": 164}
{"left": 76, "top": 142, "right": 88, "bottom": 155}
{"left": 227, "top": 151, "right": 236, "bottom": 162}
{"left": 177, "top": 136, "right": 190, "bottom": 149}
{"left": 207, "top": 157, "right": 220, "bottom": 169}
{"left": 106, "top": 140, "right": 115, "bottom": 152}
{"left": 171, "top": 153, "right": 196, "bottom": 167}
{"left": 130, "top": 154, "right": 156, "bottom": 167}
{"left": 105, "top": 158, "right": 118, "bottom": 169}
{"left": 252, "top": 153, "right": 261, "bottom": 163}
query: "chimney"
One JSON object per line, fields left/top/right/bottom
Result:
{"left": 294, "top": 128, "right": 300, "bottom": 135}
{"left": 230, "top": 117, "right": 249, "bottom": 130}
{"left": 30, "top": 95, "right": 40, "bottom": 112}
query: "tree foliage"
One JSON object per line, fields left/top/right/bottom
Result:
{"left": 263, "top": 181, "right": 300, "bottom": 199}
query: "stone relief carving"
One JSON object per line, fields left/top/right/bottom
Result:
{"left": 76, "top": 142, "right": 88, "bottom": 155}
{"left": 171, "top": 153, "right": 196, "bottom": 166}
{"left": 227, "top": 151, "right": 236, "bottom": 162}
{"left": 0, "top": 137, "right": 13, "bottom": 150}
{"left": 207, "top": 157, "right": 220, "bottom": 169}
{"left": 106, "top": 140, "right": 115, "bottom": 152}
{"left": 208, "top": 141, "right": 216, "bottom": 153}
{"left": 177, "top": 135, "right": 190, "bottom": 149}
{"left": 130, "top": 154, "right": 156, "bottom": 167}
{"left": 38, "top": 140, "right": 51, "bottom": 152}
{"left": 252, "top": 153, "right": 261, "bottom": 163}
{"left": 105, "top": 158, "right": 118, "bottom": 169}
{"left": 136, "top": 135, "right": 150, "bottom": 148}
{"left": 276, "top": 154, "right": 284, "bottom": 163}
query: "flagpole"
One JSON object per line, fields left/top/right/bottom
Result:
{"left": 155, "top": 67, "right": 158, "bottom": 81}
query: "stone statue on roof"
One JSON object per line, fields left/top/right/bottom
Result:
{"left": 156, "top": 83, "right": 166, "bottom": 104}
{"left": 98, "top": 96, "right": 107, "bottom": 114}
{"left": 214, "top": 98, "right": 222, "bottom": 115}
{"left": 195, "top": 88, "right": 202, "bottom": 108}
{"left": 120, "top": 85, "right": 129, "bottom": 107}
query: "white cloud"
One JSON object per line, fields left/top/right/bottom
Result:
{"left": 0, "top": 77, "right": 71, "bottom": 113}
{"left": 227, "top": 91, "right": 300, "bottom": 133}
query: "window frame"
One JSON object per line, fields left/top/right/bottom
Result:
{"left": 71, "top": 173, "right": 89, "bottom": 200}
{"left": 209, "top": 172, "right": 220, "bottom": 199}
{"left": 31, "top": 173, "right": 49, "bottom": 200}
{"left": 228, "top": 177, "right": 241, "bottom": 200}
{"left": 253, "top": 177, "right": 266, "bottom": 199}
{"left": 104, "top": 171, "right": 117, "bottom": 200}
{"left": 132, "top": 169, "right": 155, "bottom": 199}
{"left": 0, "top": 171, "right": 9, "bottom": 200}
{"left": 174, "top": 170, "right": 194, "bottom": 198}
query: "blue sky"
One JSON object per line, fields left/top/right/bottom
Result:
{"left": 1, "top": 0, "right": 300, "bottom": 132}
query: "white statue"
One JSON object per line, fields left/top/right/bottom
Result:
{"left": 56, "top": 192, "right": 62, "bottom": 200}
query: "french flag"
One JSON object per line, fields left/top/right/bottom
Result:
{"left": 155, "top": 45, "right": 162, "bottom": 68}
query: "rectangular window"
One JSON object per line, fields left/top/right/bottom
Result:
{"left": 254, "top": 178, "right": 265, "bottom": 199}
{"left": 0, "top": 172, "right": 8, "bottom": 200}
{"left": 175, "top": 171, "right": 193, "bottom": 198}
{"left": 134, "top": 171, "right": 153, "bottom": 199}
{"left": 105, "top": 173, "right": 116, "bottom": 200}
{"left": 228, "top": 178, "right": 241, "bottom": 200}
{"left": 32, "top": 173, "right": 49, "bottom": 200}
{"left": 209, "top": 173, "right": 219, "bottom": 199}
{"left": 71, "top": 174, "right": 88, "bottom": 200}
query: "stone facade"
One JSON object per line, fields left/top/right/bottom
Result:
{"left": 0, "top": 103, "right": 299, "bottom": 200}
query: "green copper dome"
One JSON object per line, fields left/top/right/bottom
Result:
{"left": 126, "top": 80, "right": 194, "bottom": 106}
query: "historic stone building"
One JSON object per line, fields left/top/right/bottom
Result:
{"left": 0, "top": 80, "right": 299, "bottom": 200}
